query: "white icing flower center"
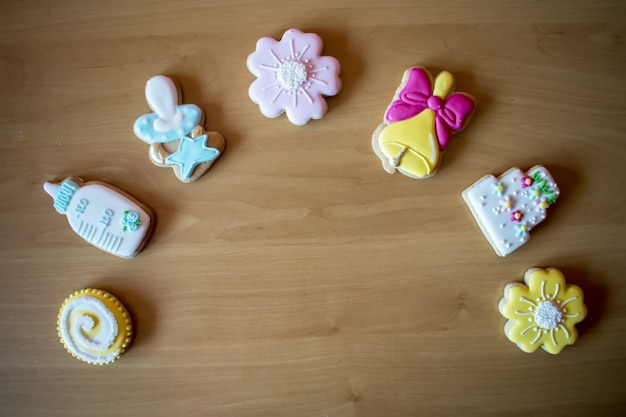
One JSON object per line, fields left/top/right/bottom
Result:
{"left": 278, "top": 61, "right": 308, "bottom": 89}
{"left": 534, "top": 301, "right": 563, "bottom": 329}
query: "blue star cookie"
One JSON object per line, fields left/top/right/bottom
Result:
{"left": 165, "top": 135, "right": 221, "bottom": 180}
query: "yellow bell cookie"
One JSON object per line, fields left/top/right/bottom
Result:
{"left": 372, "top": 67, "right": 476, "bottom": 179}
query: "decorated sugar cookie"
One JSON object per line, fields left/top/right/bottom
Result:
{"left": 462, "top": 166, "right": 559, "bottom": 256}
{"left": 247, "top": 28, "right": 342, "bottom": 125}
{"left": 133, "top": 75, "right": 225, "bottom": 182}
{"left": 43, "top": 177, "right": 154, "bottom": 258}
{"left": 58, "top": 289, "right": 133, "bottom": 365}
{"left": 499, "top": 268, "right": 587, "bottom": 354}
{"left": 372, "top": 67, "right": 476, "bottom": 179}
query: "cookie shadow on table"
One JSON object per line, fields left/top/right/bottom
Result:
{"left": 303, "top": 26, "right": 365, "bottom": 115}
{"left": 163, "top": 73, "right": 242, "bottom": 161}
{"left": 551, "top": 266, "right": 607, "bottom": 340}
{"left": 436, "top": 70, "right": 491, "bottom": 173}
{"left": 537, "top": 164, "right": 582, "bottom": 229}
{"left": 91, "top": 279, "right": 158, "bottom": 347}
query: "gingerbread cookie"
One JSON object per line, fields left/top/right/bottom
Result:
{"left": 462, "top": 166, "right": 559, "bottom": 256}
{"left": 43, "top": 177, "right": 154, "bottom": 258}
{"left": 372, "top": 67, "right": 476, "bottom": 179}
{"left": 134, "top": 75, "right": 225, "bottom": 182}
{"left": 58, "top": 289, "right": 133, "bottom": 365}
{"left": 499, "top": 268, "right": 587, "bottom": 354}
{"left": 247, "top": 28, "right": 342, "bottom": 125}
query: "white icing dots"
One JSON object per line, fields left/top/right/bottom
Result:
{"left": 278, "top": 60, "right": 308, "bottom": 89}
{"left": 534, "top": 301, "right": 563, "bottom": 329}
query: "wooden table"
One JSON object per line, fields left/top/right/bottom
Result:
{"left": 2, "top": 0, "right": 625, "bottom": 415}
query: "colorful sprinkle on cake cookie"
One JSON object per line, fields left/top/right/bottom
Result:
{"left": 499, "top": 268, "right": 587, "bottom": 354}
{"left": 57, "top": 289, "right": 133, "bottom": 365}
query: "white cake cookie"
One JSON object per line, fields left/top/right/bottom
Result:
{"left": 462, "top": 166, "right": 559, "bottom": 256}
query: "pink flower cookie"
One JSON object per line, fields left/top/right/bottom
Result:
{"left": 372, "top": 67, "right": 476, "bottom": 179}
{"left": 247, "top": 29, "right": 342, "bottom": 125}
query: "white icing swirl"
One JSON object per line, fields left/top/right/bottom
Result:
{"left": 59, "top": 295, "right": 121, "bottom": 364}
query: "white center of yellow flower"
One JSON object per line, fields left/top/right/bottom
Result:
{"left": 279, "top": 61, "right": 307, "bottom": 89}
{"left": 534, "top": 301, "right": 563, "bottom": 329}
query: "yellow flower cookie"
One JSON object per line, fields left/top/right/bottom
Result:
{"left": 498, "top": 268, "right": 587, "bottom": 354}
{"left": 57, "top": 289, "right": 133, "bottom": 365}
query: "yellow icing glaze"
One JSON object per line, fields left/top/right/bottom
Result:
{"left": 432, "top": 71, "right": 455, "bottom": 98}
{"left": 378, "top": 109, "right": 439, "bottom": 178}
{"left": 499, "top": 268, "right": 586, "bottom": 354}
{"left": 58, "top": 289, "right": 133, "bottom": 365}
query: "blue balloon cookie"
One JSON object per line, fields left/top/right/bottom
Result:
{"left": 133, "top": 76, "right": 203, "bottom": 144}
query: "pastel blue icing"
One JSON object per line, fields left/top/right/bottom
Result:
{"left": 133, "top": 104, "right": 203, "bottom": 144}
{"left": 165, "top": 134, "right": 220, "bottom": 179}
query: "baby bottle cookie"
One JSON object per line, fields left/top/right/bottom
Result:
{"left": 372, "top": 67, "right": 476, "bottom": 179}
{"left": 134, "top": 75, "right": 225, "bottom": 183}
{"left": 43, "top": 177, "right": 154, "bottom": 258}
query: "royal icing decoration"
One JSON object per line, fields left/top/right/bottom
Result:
{"left": 133, "top": 75, "right": 224, "bottom": 182}
{"left": 165, "top": 132, "right": 221, "bottom": 179}
{"left": 58, "top": 289, "right": 133, "bottom": 365}
{"left": 462, "top": 166, "right": 559, "bottom": 257}
{"left": 43, "top": 177, "right": 154, "bottom": 258}
{"left": 372, "top": 67, "right": 476, "bottom": 179}
{"left": 499, "top": 268, "right": 587, "bottom": 354}
{"left": 247, "top": 28, "right": 342, "bottom": 125}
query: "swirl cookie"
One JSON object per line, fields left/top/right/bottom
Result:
{"left": 499, "top": 268, "right": 587, "bottom": 354}
{"left": 134, "top": 75, "right": 225, "bottom": 182}
{"left": 462, "top": 166, "right": 559, "bottom": 256}
{"left": 57, "top": 289, "right": 133, "bottom": 365}
{"left": 43, "top": 177, "right": 154, "bottom": 258}
{"left": 247, "top": 28, "right": 342, "bottom": 125}
{"left": 372, "top": 67, "right": 476, "bottom": 179}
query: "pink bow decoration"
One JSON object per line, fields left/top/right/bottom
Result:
{"left": 384, "top": 67, "right": 476, "bottom": 151}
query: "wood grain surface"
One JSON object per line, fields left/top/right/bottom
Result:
{"left": 1, "top": 0, "right": 625, "bottom": 415}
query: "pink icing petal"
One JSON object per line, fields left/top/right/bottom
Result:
{"left": 285, "top": 95, "right": 327, "bottom": 125}
{"left": 307, "top": 55, "right": 342, "bottom": 97}
{"left": 246, "top": 38, "right": 287, "bottom": 77}
{"left": 283, "top": 29, "right": 323, "bottom": 59}
{"left": 248, "top": 78, "right": 287, "bottom": 118}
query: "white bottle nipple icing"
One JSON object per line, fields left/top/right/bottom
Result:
{"left": 146, "top": 75, "right": 185, "bottom": 132}
{"left": 44, "top": 178, "right": 153, "bottom": 258}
